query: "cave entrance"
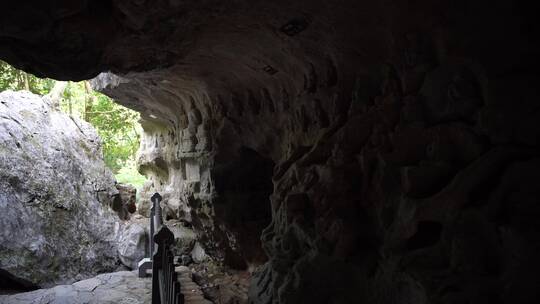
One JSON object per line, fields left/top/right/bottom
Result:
{"left": 0, "top": 60, "right": 146, "bottom": 194}
{"left": 213, "top": 147, "right": 275, "bottom": 270}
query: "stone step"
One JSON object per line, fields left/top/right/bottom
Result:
{"left": 181, "top": 290, "right": 203, "bottom": 295}
{"left": 173, "top": 267, "right": 212, "bottom": 304}
{"left": 184, "top": 298, "right": 211, "bottom": 303}
{"left": 183, "top": 295, "right": 206, "bottom": 300}
{"left": 184, "top": 299, "right": 212, "bottom": 304}
{"left": 183, "top": 294, "right": 212, "bottom": 303}
{"left": 180, "top": 283, "right": 199, "bottom": 288}
{"left": 182, "top": 292, "right": 203, "bottom": 296}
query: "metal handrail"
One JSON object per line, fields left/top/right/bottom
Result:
{"left": 150, "top": 193, "right": 184, "bottom": 304}
{"left": 137, "top": 195, "right": 155, "bottom": 277}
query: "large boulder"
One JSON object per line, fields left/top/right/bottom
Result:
{"left": 0, "top": 91, "right": 121, "bottom": 288}
{"left": 112, "top": 183, "right": 137, "bottom": 220}
{"left": 116, "top": 217, "right": 148, "bottom": 270}
{"left": 167, "top": 220, "right": 197, "bottom": 256}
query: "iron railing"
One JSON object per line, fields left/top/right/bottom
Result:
{"left": 138, "top": 193, "right": 184, "bottom": 304}
{"left": 137, "top": 196, "right": 154, "bottom": 277}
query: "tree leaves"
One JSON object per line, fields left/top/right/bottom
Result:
{"left": 1, "top": 61, "right": 141, "bottom": 174}
{"left": 0, "top": 60, "right": 55, "bottom": 94}
{"left": 60, "top": 81, "right": 141, "bottom": 173}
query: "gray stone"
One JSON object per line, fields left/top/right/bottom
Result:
{"left": 1, "top": 271, "right": 151, "bottom": 304}
{"left": 191, "top": 242, "right": 207, "bottom": 264}
{"left": 0, "top": 91, "right": 122, "bottom": 287}
{"left": 168, "top": 220, "right": 197, "bottom": 256}
{"left": 117, "top": 219, "right": 148, "bottom": 270}
{"left": 73, "top": 278, "right": 101, "bottom": 292}
{"left": 113, "top": 183, "right": 137, "bottom": 220}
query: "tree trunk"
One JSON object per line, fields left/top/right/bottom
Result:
{"left": 68, "top": 98, "right": 72, "bottom": 116}
{"left": 83, "top": 81, "right": 96, "bottom": 122}
{"left": 23, "top": 73, "right": 30, "bottom": 91}
{"left": 17, "top": 71, "right": 24, "bottom": 90}
{"left": 46, "top": 81, "right": 67, "bottom": 110}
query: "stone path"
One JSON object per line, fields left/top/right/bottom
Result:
{"left": 175, "top": 266, "right": 212, "bottom": 304}
{"left": 0, "top": 271, "right": 151, "bottom": 304}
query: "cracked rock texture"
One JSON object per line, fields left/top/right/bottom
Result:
{"left": 2, "top": 1, "right": 540, "bottom": 303}
{"left": 116, "top": 217, "right": 148, "bottom": 270}
{"left": 0, "top": 91, "right": 122, "bottom": 288}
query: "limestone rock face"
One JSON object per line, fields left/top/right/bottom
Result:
{"left": 128, "top": 116, "right": 273, "bottom": 270}
{"left": 116, "top": 218, "right": 148, "bottom": 270}
{"left": 191, "top": 242, "right": 207, "bottom": 264}
{"left": 112, "top": 183, "right": 137, "bottom": 220}
{"left": 0, "top": 91, "right": 121, "bottom": 288}
{"left": 2, "top": 1, "right": 540, "bottom": 303}
{"left": 167, "top": 220, "right": 197, "bottom": 257}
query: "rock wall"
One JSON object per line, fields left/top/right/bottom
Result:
{"left": 109, "top": 91, "right": 274, "bottom": 269}
{"left": 0, "top": 91, "right": 123, "bottom": 288}
{"left": 2, "top": 1, "right": 540, "bottom": 303}
{"left": 92, "top": 70, "right": 281, "bottom": 270}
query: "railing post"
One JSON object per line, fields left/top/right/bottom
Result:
{"left": 148, "top": 200, "right": 155, "bottom": 260}
{"left": 137, "top": 193, "right": 160, "bottom": 278}
{"left": 153, "top": 192, "right": 163, "bottom": 231}
{"left": 150, "top": 192, "right": 183, "bottom": 304}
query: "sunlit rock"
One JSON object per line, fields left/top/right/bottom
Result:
{"left": 0, "top": 91, "right": 121, "bottom": 287}
{"left": 116, "top": 218, "right": 148, "bottom": 270}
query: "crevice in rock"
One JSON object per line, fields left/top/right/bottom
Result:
{"left": 213, "top": 147, "right": 275, "bottom": 269}
{"left": 0, "top": 269, "right": 39, "bottom": 294}
{"left": 406, "top": 221, "right": 443, "bottom": 251}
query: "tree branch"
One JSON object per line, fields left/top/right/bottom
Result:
{"left": 85, "top": 110, "right": 118, "bottom": 114}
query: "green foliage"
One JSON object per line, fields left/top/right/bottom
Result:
{"left": 88, "top": 96, "right": 141, "bottom": 173}
{"left": 1, "top": 60, "right": 146, "bottom": 187}
{"left": 0, "top": 60, "right": 55, "bottom": 94}
{"left": 115, "top": 160, "right": 147, "bottom": 189}
{"left": 58, "top": 82, "right": 142, "bottom": 173}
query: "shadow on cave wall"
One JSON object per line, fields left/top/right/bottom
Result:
{"left": 212, "top": 147, "right": 274, "bottom": 269}
{"left": 0, "top": 269, "right": 38, "bottom": 295}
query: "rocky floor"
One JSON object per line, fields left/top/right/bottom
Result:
{"left": 189, "top": 262, "right": 250, "bottom": 304}
{"left": 0, "top": 271, "right": 151, "bottom": 304}
{"left": 0, "top": 261, "right": 252, "bottom": 304}
{"left": 200, "top": 271, "right": 249, "bottom": 304}
{"left": 176, "top": 266, "right": 212, "bottom": 304}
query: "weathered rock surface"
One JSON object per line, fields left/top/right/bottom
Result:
{"left": 0, "top": 91, "right": 123, "bottom": 288}
{"left": 2, "top": 1, "right": 540, "bottom": 303}
{"left": 116, "top": 217, "right": 148, "bottom": 270}
{"left": 112, "top": 183, "right": 137, "bottom": 220}
{"left": 190, "top": 242, "right": 207, "bottom": 264}
{"left": 167, "top": 220, "right": 197, "bottom": 257}
{"left": 0, "top": 270, "right": 151, "bottom": 304}
{"left": 192, "top": 261, "right": 251, "bottom": 304}
{"left": 176, "top": 266, "right": 213, "bottom": 304}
